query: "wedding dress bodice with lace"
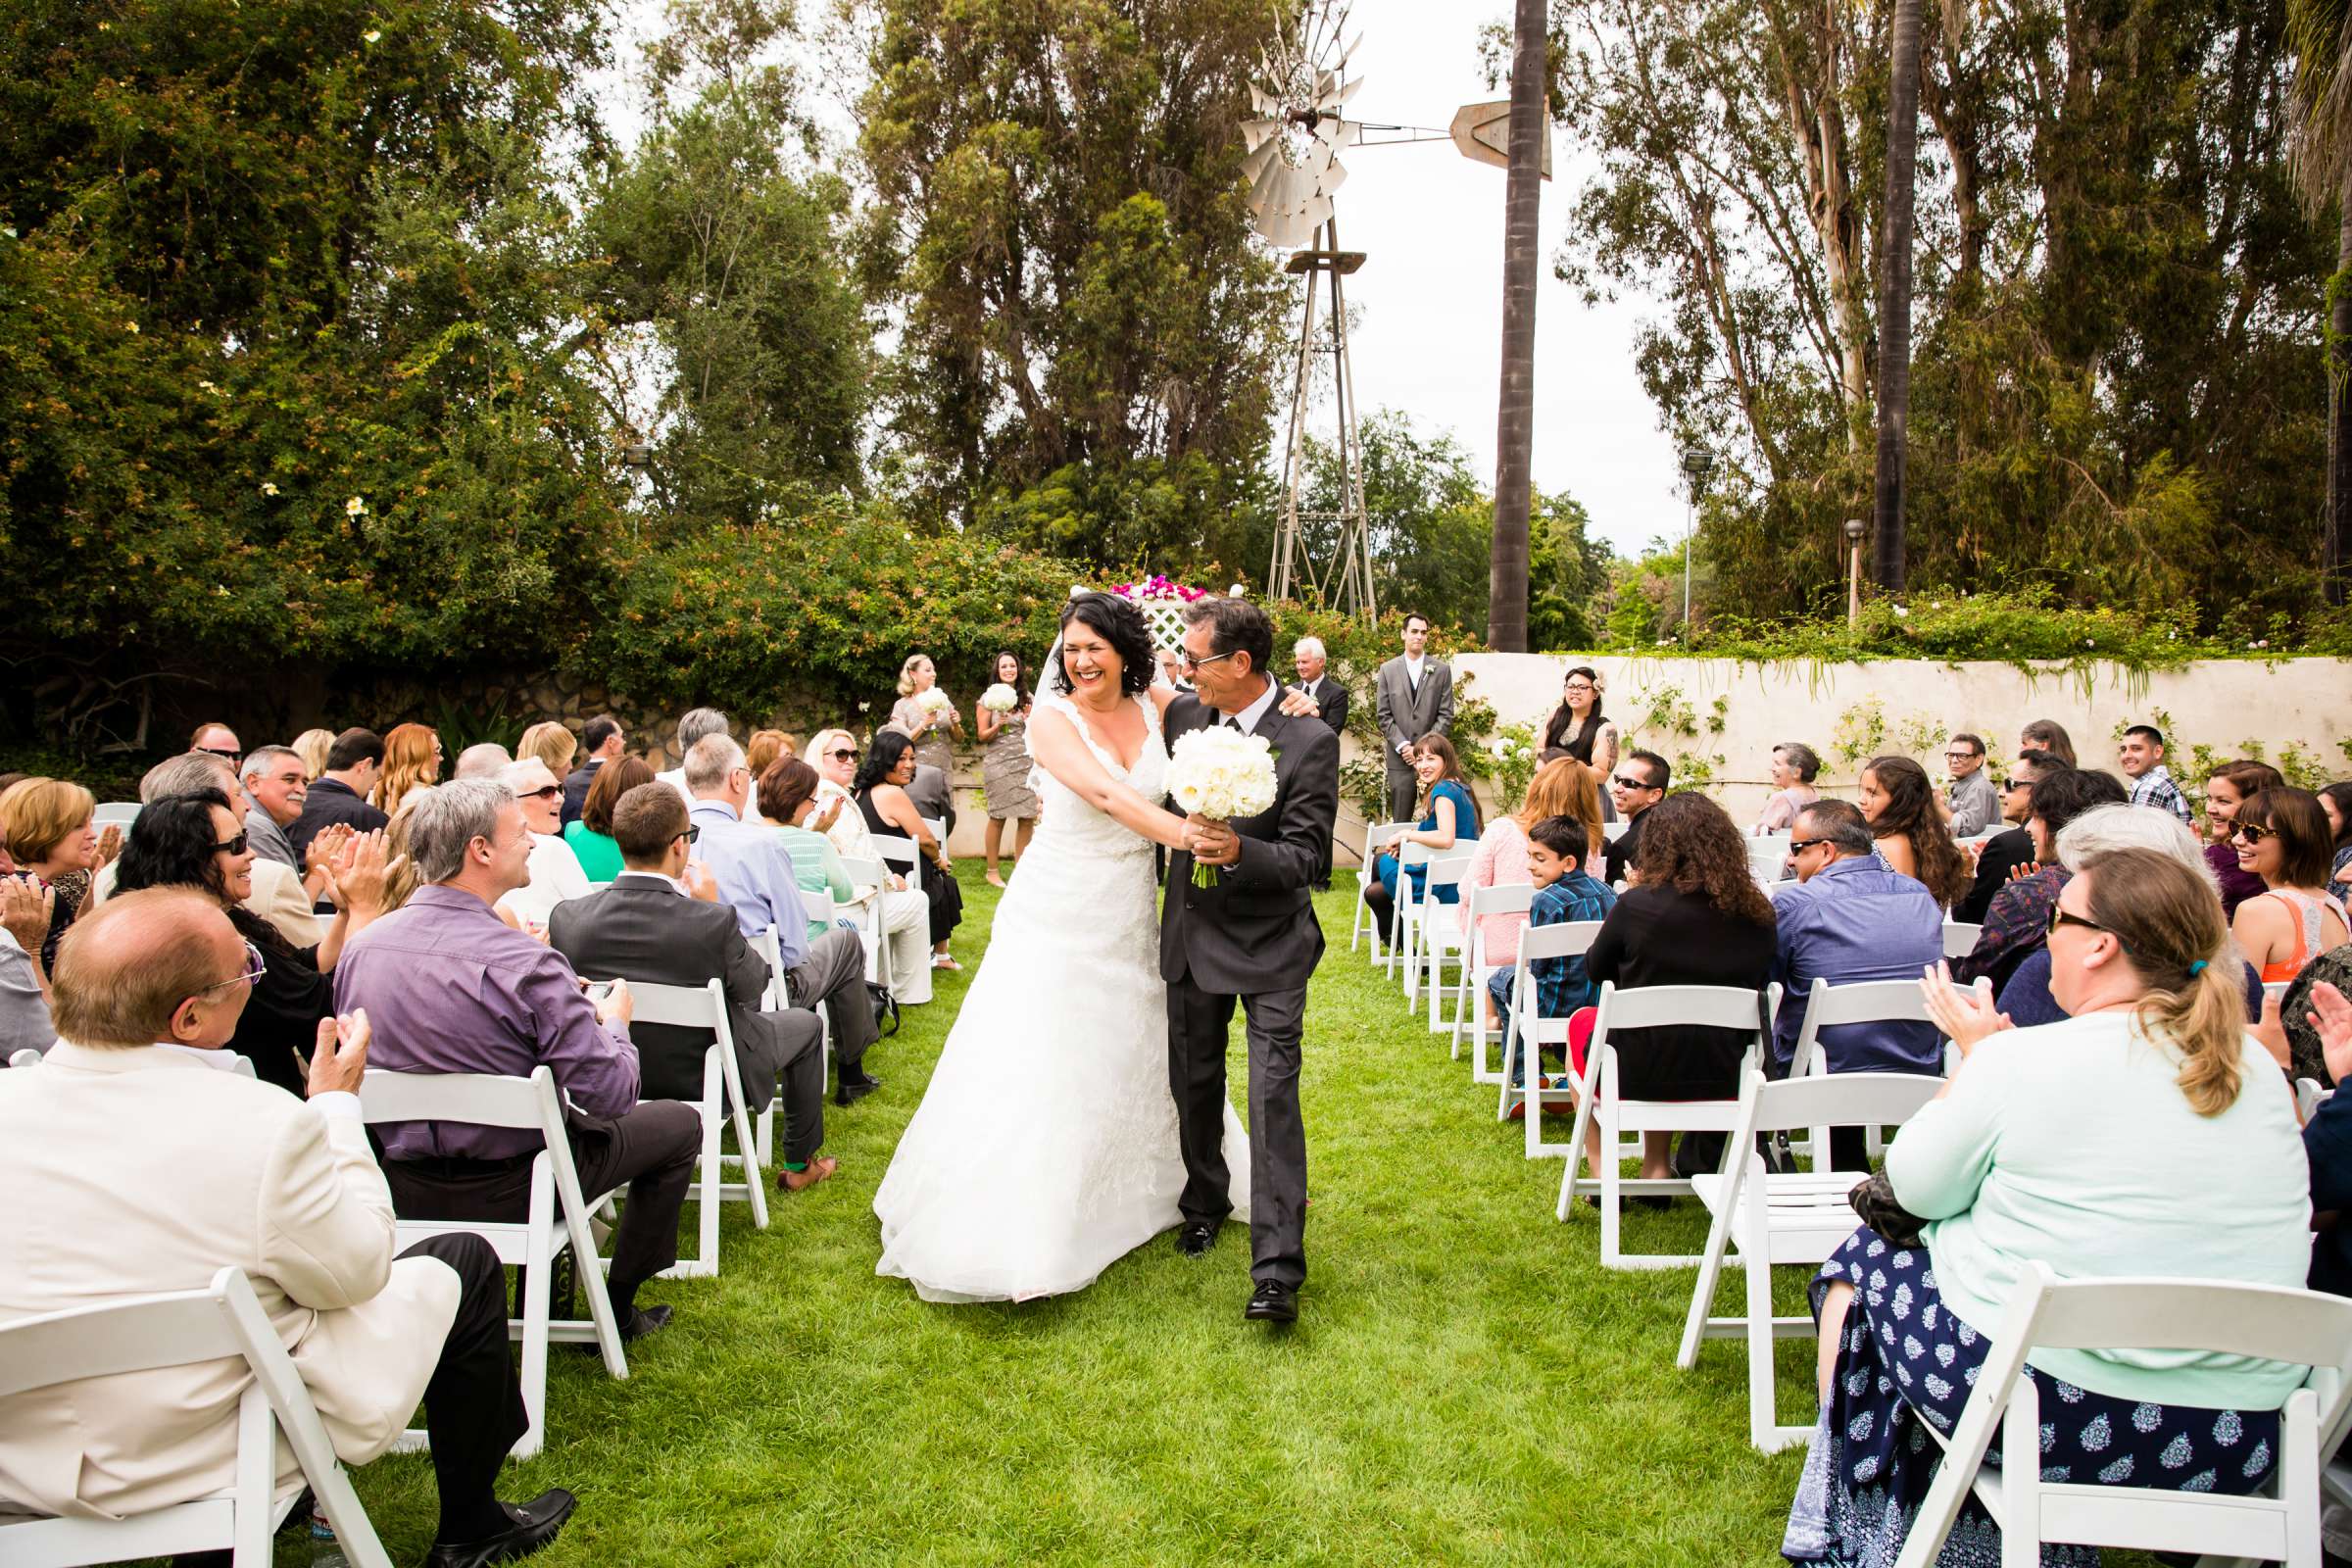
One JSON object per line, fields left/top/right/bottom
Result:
{"left": 872, "top": 690, "right": 1250, "bottom": 1302}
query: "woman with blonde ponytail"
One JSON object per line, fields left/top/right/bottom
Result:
{"left": 1786, "top": 846, "right": 2313, "bottom": 1565}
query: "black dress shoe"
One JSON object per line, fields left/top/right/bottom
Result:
{"left": 423, "top": 1488, "right": 578, "bottom": 1568}
{"left": 617, "top": 1303, "right": 672, "bottom": 1344}
{"left": 836, "top": 1073, "right": 882, "bottom": 1106}
{"left": 1244, "top": 1281, "right": 1298, "bottom": 1323}
{"left": 1175, "top": 1220, "right": 1218, "bottom": 1256}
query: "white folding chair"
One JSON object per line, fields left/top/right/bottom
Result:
{"left": 1943, "top": 921, "right": 1984, "bottom": 959}
{"left": 1385, "top": 842, "right": 1432, "bottom": 982}
{"left": 1555, "top": 981, "right": 1782, "bottom": 1270}
{"left": 1495, "top": 920, "right": 1609, "bottom": 1159}
{"left": 1746, "top": 833, "right": 1792, "bottom": 884}
{"left": 91, "top": 802, "right": 141, "bottom": 828}
{"left": 1350, "top": 821, "right": 1409, "bottom": 960}
{"left": 1895, "top": 1261, "right": 2352, "bottom": 1568}
{"left": 0, "top": 1267, "right": 394, "bottom": 1568}
{"left": 625, "top": 978, "right": 771, "bottom": 1279}
{"left": 838, "top": 853, "right": 891, "bottom": 988}
{"left": 2269, "top": 980, "right": 2294, "bottom": 1009}
{"left": 1675, "top": 1069, "right": 1945, "bottom": 1451}
{"left": 7, "top": 1048, "right": 40, "bottom": 1069}
{"left": 3, "top": 1049, "right": 251, "bottom": 1077}
{"left": 1410, "top": 854, "right": 1473, "bottom": 1023}
{"left": 871, "top": 831, "right": 919, "bottom": 878}
{"left": 918, "top": 815, "right": 947, "bottom": 850}
{"left": 1456, "top": 882, "right": 1535, "bottom": 1076}
{"left": 1785, "top": 976, "right": 1956, "bottom": 1159}
{"left": 356, "top": 1066, "right": 627, "bottom": 1459}
{"left": 747, "top": 926, "right": 826, "bottom": 1167}
{"left": 2298, "top": 1078, "right": 2331, "bottom": 1124}
{"left": 1602, "top": 819, "right": 1631, "bottom": 842}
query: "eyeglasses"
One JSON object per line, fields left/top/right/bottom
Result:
{"left": 2231, "top": 820, "right": 2274, "bottom": 845}
{"left": 2047, "top": 906, "right": 2114, "bottom": 942}
{"left": 193, "top": 940, "right": 268, "bottom": 997}
{"left": 1944, "top": 750, "right": 1979, "bottom": 760}
{"left": 1610, "top": 773, "right": 1657, "bottom": 791}
{"left": 1176, "top": 649, "right": 1240, "bottom": 672}
{"left": 210, "top": 832, "right": 250, "bottom": 857}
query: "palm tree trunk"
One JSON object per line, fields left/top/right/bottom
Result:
{"left": 1871, "top": 0, "right": 1923, "bottom": 592}
{"left": 2329, "top": 192, "right": 2352, "bottom": 606}
{"left": 1488, "top": 0, "right": 1546, "bottom": 651}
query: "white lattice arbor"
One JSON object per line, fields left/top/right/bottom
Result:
{"left": 1083, "top": 580, "right": 1221, "bottom": 650}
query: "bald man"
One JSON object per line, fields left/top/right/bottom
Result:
{"left": 0, "top": 890, "right": 576, "bottom": 1567}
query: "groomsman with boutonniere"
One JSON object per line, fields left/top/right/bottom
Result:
{"left": 1373, "top": 613, "right": 1452, "bottom": 824}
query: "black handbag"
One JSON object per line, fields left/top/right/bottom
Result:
{"left": 867, "top": 981, "right": 900, "bottom": 1039}
{"left": 1846, "top": 1170, "right": 1928, "bottom": 1250}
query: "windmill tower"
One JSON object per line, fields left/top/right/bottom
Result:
{"left": 1240, "top": 4, "right": 1555, "bottom": 623}
{"left": 1244, "top": 3, "right": 1377, "bottom": 619}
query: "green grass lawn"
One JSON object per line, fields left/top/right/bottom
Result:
{"left": 320, "top": 871, "right": 2156, "bottom": 1566}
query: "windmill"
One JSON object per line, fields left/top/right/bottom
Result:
{"left": 1241, "top": 1, "right": 1550, "bottom": 620}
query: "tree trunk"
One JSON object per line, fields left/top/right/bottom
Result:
{"left": 2330, "top": 193, "right": 2352, "bottom": 607}
{"left": 1872, "top": 0, "right": 1922, "bottom": 592}
{"left": 1488, "top": 0, "right": 1545, "bottom": 651}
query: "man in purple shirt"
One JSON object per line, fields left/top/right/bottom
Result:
{"left": 682, "top": 733, "right": 882, "bottom": 1103}
{"left": 335, "top": 779, "right": 701, "bottom": 1342}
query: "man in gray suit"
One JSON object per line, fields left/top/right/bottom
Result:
{"left": 1373, "top": 612, "right": 1453, "bottom": 822}
{"left": 547, "top": 781, "right": 837, "bottom": 1192}
{"left": 1161, "top": 598, "right": 1340, "bottom": 1326}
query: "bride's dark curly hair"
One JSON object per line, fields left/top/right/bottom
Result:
{"left": 1053, "top": 592, "right": 1155, "bottom": 697}
{"left": 1632, "top": 792, "right": 1777, "bottom": 928}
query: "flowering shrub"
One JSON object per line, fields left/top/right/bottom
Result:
{"left": 1482, "top": 723, "right": 1540, "bottom": 813}
{"left": 1109, "top": 574, "right": 1211, "bottom": 603}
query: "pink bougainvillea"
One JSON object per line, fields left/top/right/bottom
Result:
{"left": 1110, "top": 574, "right": 1208, "bottom": 603}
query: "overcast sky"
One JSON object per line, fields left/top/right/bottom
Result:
{"left": 600, "top": 2, "right": 1680, "bottom": 557}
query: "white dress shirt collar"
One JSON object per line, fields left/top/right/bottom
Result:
{"left": 1221, "top": 679, "right": 1282, "bottom": 737}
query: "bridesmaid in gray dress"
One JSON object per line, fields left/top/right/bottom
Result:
{"left": 977, "top": 650, "right": 1039, "bottom": 888}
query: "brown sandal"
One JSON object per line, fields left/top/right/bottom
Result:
{"left": 776, "top": 1156, "right": 839, "bottom": 1194}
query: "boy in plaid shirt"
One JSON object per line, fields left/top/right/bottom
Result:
{"left": 1487, "top": 816, "right": 1617, "bottom": 1084}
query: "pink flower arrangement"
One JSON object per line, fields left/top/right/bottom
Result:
{"left": 1110, "top": 573, "right": 1209, "bottom": 603}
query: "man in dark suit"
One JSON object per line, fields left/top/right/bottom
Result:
{"left": 1161, "top": 598, "right": 1341, "bottom": 1326}
{"left": 547, "top": 782, "right": 835, "bottom": 1193}
{"left": 287, "top": 727, "right": 390, "bottom": 862}
{"left": 1373, "top": 613, "right": 1452, "bottom": 823}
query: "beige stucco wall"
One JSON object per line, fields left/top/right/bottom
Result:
{"left": 944, "top": 655, "right": 2350, "bottom": 864}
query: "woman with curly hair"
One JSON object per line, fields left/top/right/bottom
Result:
{"left": 1581, "top": 792, "right": 1778, "bottom": 1191}
{"left": 369, "top": 722, "right": 442, "bottom": 817}
{"left": 112, "top": 789, "right": 394, "bottom": 1094}
{"left": 1857, "top": 754, "right": 1970, "bottom": 908}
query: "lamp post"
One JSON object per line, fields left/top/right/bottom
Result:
{"left": 1844, "top": 517, "right": 1866, "bottom": 629}
{"left": 1677, "top": 446, "right": 1714, "bottom": 636}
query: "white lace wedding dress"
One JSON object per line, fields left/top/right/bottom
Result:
{"left": 872, "top": 689, "right": 1250, "bottom": 1303}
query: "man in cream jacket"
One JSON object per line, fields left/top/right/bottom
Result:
{"left": 0, "top": 889, "right": 576, "bottom": 1568}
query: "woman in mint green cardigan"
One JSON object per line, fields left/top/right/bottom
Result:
{"left": 1785, "top": 847, "right": 2310, "bottom": 1568}
{"left": 758, "top": 758, "right": 858, "bottom": 948}
{"left": 562, "top": 755, "right": 655, "bottom": 883}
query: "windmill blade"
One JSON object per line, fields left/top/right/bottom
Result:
{"left": 1241, "top": 134, "right": 1282, "bottom": 183}
{"left": 1250, "top": 84, "right": 1282, "bottom": 118}
{"left": 1241, "top": 118, "right": 1282, "bottom": 155}
{"left": 1314, "top": 74, "right": 1365, "bottom": 112}
{"left": 1311, "top": 115, "right": 1358, "bottom": 150}
{"left": 1317, "top": 157, "right": 1350, "bottom": 197}
{"left": 1332, "top": 31, "right": 1364, "bottom": 73}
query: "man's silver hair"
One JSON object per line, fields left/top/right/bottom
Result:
{"left": 2056, "top": 803, "right": 2215, "bottom": 887}
{"left": 675, "top": 708, "right": 730, "bottom": 752}
{"left": 406, "top": 779, "right": 516, "bottom": 885}
{"left": 454, "top": 742, "right": 514, "bottom": 780}
{"left": 141, "top": 751, "right": 237, "bottom": 804}
{"left": 1293, "top": 635, "right": 1327, "bottom": 661}
{"left": 684, "top": 733, "right": 746, "bottom": 794}
{"left": 236, "top": 745, "right": 301, "bottom": 784}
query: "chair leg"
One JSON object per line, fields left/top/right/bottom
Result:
{"left": 1742, "top": 1182, "right": 1779, "bottom": 1448}
{"left": 1556, "top": 1072, "right": 1597, "bottom": 1221}
{"left": 517, "top": 1217, "right": 552, "bottom": 1459}
{"left": 1677, "top": 1173, "right": 1739, "bottom": 1370}
{"left": 730, "top": 1094, "right": 770, "bottom": 1232}
{"left": 231, "top": 1386, "right": 274, "bottom": 1565}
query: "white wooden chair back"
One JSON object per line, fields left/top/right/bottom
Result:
{"left": 622, "top": 978, "right": 770, "bottom": 1275}
{"left": 355, "top": 1065, "right": 626, "bottom": 1457}
{"left": 1498, "top": 919, "right": 1610, "bottom": 1161}
{"left": 0, "top": 1266, "right": 395, "bottom": 1568}
{"left": 918, "top": 815, "right": 947, "bottom": 847}
{"left": 2298, "top": 1077, "right": 2331, "bottom": 1124}
{"left": 1677, "top": 1068, "right": 1948, "bottom": 1451}
{"left": 1351, "top": 821, "right": 1411, "bottom": 960}
{"left": 3, "top": 1049, "right": 250, "bottom": 1076}
{"left": 6, "top": 1048, "right": 40, "bottom": 1069}
{"left": 1458, "top": 882, "right": 1537, "bottom": 1079}
{"left": 1895, "top": 1261, "right": 2352, "bottom": 1568}
{"left": 1385, "top": 840, "right": 1435, "bottom": 980}
{"left": 1602, "top": 819, "right": 1631, "bottom": 841}
{"left": 1409, "top": 852, "right": 1474, "bottom": 1020}
{"left": 1557, "top": 981, "right": 1782, "bottom": 1270}
{"left": 1786, "top": 975, "right": 1957, "bottom": 1160}
{"left": 870, "top": 831, "right": 919, "bottom": 874}
{"left": 91, "top": 802, "right": 141, "bottom": 827}
{"left": 1942, "top": 920, "right": 1983, "bottom": 959}
{"left": 1745, "top": 834, "right": 1791, "bottom": 882}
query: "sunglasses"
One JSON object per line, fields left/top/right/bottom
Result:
{"left": 198, "top": 746, "right": 242, "bottom": 761}
{"left": 2047, "top": 906, "right": 2115, "bottom": 943}
{"left": 194, "top": 940, "right": 268, "bottom": 997}
{"left": 1176, "top": 649, "right": 1240, "bottom": 672}
{"left": 523, "top": 784, "right": 562, "bottom": 802}
{"left": 2231, "top": 820, "right": 2274, "bottom": 845}
{"left": 827, "top": 749, "right": 858, "bottom": 761}
{"left": 1788, "top": 836, "right": 1831, "bottom": 855}
{"left": 676, "top": 825, "right": 702, "bottom": 846}
{"left": 1610, "top": 774, "right": 1657, "bottom": 791}
{"left": 210, "top": 832, "right": 250, "bottom": 857}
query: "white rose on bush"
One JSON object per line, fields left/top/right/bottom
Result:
{"left": 1166, "top": 726, "right": 1279, "bottom": 887}
{"left": 979, "top": 683, "right": 1019, "bottom": 713}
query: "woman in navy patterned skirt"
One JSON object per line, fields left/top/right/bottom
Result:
{"left": 1785, "top": 848, "right": 2313, "bottom": 1566}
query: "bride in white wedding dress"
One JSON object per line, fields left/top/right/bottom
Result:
{"left": 873, "top": 593, "right": 1250, "bottom": 1303}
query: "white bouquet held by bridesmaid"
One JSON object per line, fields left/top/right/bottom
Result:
{"left": 978, "top": 683, "right": 1019, "bottom": 713}
{"left": 1165, "top": 726, "right": 1279, "bottom": 888}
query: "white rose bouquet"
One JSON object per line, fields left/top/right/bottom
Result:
{"left": 979, "top": 683, "right": 1019, "bottom": 713}
{"left": 914, "top": 686, "right": 955, "bottom": 731}
{"left": 1165, "top": 726, "right": 1280, "bottom": 888}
